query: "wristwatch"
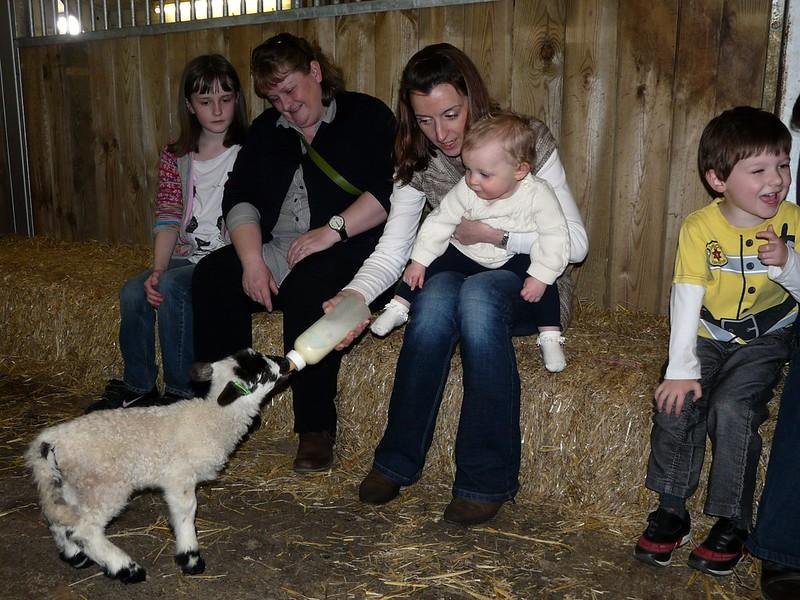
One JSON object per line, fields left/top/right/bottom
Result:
{"left": 499, "top": 230, "right": 510, "bottom": 250}
{"left": 328, "top": 214, "right": 348, "bottom": 241}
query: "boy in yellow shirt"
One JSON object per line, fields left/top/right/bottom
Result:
{"left": 634, "top": 106, "right": 800, "bottom": 576}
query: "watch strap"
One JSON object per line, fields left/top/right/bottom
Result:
{"left": 330, "top": 216, "right": 348, "bottom": 241}
{"left": 499, "top": 230, "right": 510, "bottom": 249}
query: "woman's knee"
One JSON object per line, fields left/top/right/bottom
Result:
{"left": 278, "top": 267, "right": 320, "bottom": 307}
{"left": 280, "top": 250, "right": 358, "bottom": 305}
{"left": 459, "top": 272, "right": 519, "bottom": 323}
{"left": 411, "top": 273, "right": 462, "bottom": 320}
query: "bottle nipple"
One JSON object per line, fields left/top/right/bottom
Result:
{"left": 286, "top": 349, "right": 306, "bottom": 372}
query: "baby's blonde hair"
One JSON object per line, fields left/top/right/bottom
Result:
{"left": 462, "top": 111, "right": 535, "bottom": 167}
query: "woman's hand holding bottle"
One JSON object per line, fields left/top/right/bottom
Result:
{"left": 323, "top": 290, "right": 370, "bottom": 350}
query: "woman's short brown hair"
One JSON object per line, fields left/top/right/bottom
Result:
{"left": 250, "top": 33, "right": 344, "bottom": 105}
{"left": 395, "top": 43, "right": 498, "bottom": 184}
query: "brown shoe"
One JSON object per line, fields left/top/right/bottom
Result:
{"left": 762, "top": 561, "right": 800, "bottom": 600}
{"left": 442, "top": 497, "right": 504, "bottom": 526}
{"left": 293, "top": 431, "right": 334, "bottom": 473}
{"left": 358, "top": 468, "right": 401, "bottom": 505}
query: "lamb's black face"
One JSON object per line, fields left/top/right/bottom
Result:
{"left": 232, "top": 349, "right": 289, "bottom": 386}
{"left": 213, "top": 349, "right": 290, "bottom": 406}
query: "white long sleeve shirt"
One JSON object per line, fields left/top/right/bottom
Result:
{"left": 345, "top": 151, "right": 588, "bottom": 303}
{"left": 411, "top": 175, "right": 569, "bottom": 284}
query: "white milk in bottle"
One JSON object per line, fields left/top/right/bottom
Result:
{"left": 286, "top": 295, "right": 370, "bottom": 371}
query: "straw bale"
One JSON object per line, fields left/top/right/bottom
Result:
{"left": 0, "top": 235, "right": 782, "bottom": 518}
{"left": 0, "top": 235, "right": 151, "bottom": 389}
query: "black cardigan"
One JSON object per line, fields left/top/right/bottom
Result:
{"left": 222, "top": 91, "right": 396, "bottom": 253}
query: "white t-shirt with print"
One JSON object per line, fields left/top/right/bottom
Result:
{"left": 186, "top": 145, "right": 239, "bottom": 263}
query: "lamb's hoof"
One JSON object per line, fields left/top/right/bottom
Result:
{"left": 108, "top": 563, "right": 146, "bottom": 584}
{"left": 59, "top": 550, "right": 95, "bottom": 569}
{"left": 176, "top": 550, "right": 205, "bottom": 575}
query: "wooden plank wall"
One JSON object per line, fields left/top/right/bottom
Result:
{"left": 17, "top": 0, "right": 776, "bottom": 314}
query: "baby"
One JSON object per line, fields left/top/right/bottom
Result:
{"left": 371, "top": 111, "right": 570, "bottom": 371}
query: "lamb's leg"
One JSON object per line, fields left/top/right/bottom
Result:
{"left": 71, "top": 522, "right": 146, "bottom": 584}
{"left": 50, "top": 523, "right": 94, "bottom": 569}
{"left": 164, "top": 484, "right": 205, "bottom": 575}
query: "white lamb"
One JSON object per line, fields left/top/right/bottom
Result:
{"left": 26, "top": 348, "right": 290, "bottom": 584}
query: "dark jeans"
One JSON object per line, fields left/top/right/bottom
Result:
{"left": 645, "top": 330, "right": 792, "bottom": 526}
{"left": 395, "top": 244, "right": 561, "bottom": 329}
{"left": 372, "top": 268, "right": 538, "bottom": 503}
{"left": 192, "top": 243, "right": 375, "bottom": 435}
{"left": 119, "top": 258, "right": 194, "bottom": 397}
{"left": 747, "top": 334, "right": 800, "bottom": 568}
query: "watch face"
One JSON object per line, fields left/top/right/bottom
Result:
{"left": 330, "top": 215, "right": 345, "bottom": 230}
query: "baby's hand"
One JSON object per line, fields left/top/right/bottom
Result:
{"left": 654, "top": 379, "right": 702, "bottom": 416}
{"left": 757, "top": 224, "right": 789, "bottom": 268}
{"left": 403, "top": 261, "right": 426, "bottom": 290}
{"left": 521, "top": 276, "right": 547, "bottom": 302}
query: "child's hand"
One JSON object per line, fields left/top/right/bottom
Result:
{"left": 521, "top": 276, "right": 547, "bottom": 302}
{"left": 757, "top": 224, "right": 789, "bottom": 268}
{"left": 403, "top": 261, "right": 426, "bottom": 290}
{"left": 654, "top": 379, "right": 702, "bottom": 416}
{"left": 144, "top": 269, "right": 165, "bottom": 308}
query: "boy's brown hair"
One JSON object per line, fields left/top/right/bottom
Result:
{"left": 698, "top": 106, "right": 791, "bottom": 192}
{"left": 461, "top": 111, "right": 536, "bottom": 167}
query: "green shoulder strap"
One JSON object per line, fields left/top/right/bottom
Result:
{"left": 296, "top": 132, "right": 363, "bottom": 197}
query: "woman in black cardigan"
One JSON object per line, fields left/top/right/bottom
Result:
{"left": 192, "top": 33, "right": 395, "bottom": 472}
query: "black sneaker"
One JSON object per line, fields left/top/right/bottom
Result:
{"left": 84, "top": 379, "right": 161, "bottom": 413}
{"left": 634, "top": 508, "right": 692, "bottom": 567}
{"left": 687, "top": 517, "right": 748, "bottom": 576}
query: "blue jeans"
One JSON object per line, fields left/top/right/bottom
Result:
{"left": 119, "top": 258, "right": 194, "bottom": 397}
{"left": 394, "top": 245, "right": 561, "bottom": 329}
{"left": 372, "top": 269, "right": 535, "bottom": 503}
{"left": 645, "top": 330, "right": 792, "bottom": 526}
{"left": 747, "top": 335, "right": 800, "bottom": 568}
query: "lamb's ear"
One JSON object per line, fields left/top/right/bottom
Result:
{"left": 190, "top": 363, "right": 214, "bottom": 382}
{"left": 216, "top": 379, "right": 251, "bottom": 406}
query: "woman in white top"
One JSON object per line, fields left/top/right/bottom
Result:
{"left": 326, "top": 44, "right": 588, "bottom": 526}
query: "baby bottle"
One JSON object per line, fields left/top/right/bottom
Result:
{"left": 286, "top": 295, "right": 370, "bottom": 371}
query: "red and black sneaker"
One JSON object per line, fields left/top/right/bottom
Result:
{"left": 687, "top": 517, "right": 748, "bottom": 576}
{"left": 634, "top": 508, "right": 692, "bottom": 567}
